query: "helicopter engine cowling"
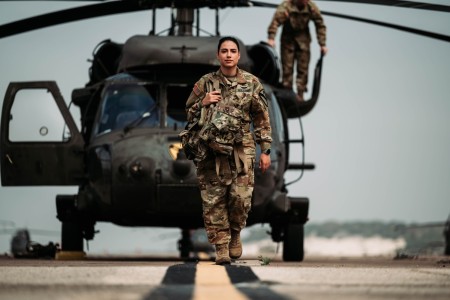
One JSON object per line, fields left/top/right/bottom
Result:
{"left": 117, "top": 35, "right": 253, "bottom": 74}
{"left": 88, "top": 40, "right": 123, "bottom": 85}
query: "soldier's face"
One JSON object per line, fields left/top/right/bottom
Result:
{"left": 217, "top": 40, "right": 240, "bottom": 69}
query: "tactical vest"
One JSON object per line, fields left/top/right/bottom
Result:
{"left": 199, "top": 74, "right": 249, "bottom": 155}
{"left": 180, "top": 72, "right": 249, "bottom": 178}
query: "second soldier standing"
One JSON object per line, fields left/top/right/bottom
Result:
{"left": 267, "top": 0, "right": 328, "bottom": 102}
{"left": 185, "top": 36, "right": 272, "bottom": 265}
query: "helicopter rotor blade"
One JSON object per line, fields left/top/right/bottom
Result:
{"left": 322, "top": 10, "right": 450, "bottom": 42}
{"left": 0, "top": 0, "right": 149, "bottom": 39}
{"left": 315, "top": 0, "right": 450, "bottom": 13}
{"left": 251, "top": 0, "right": 450, "bottom": 13}
{"left": 5, "top": 0, "right": 447, "bottom": 12}
{"left": 1, "top": 0, "right": 449, "bottom": 41}
{"left": 0, "top": 0, "right": 255, "bottom": 38}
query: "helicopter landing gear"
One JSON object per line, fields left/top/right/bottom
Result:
{"left": 178, "top": 229, "right": 193, "bottom": 259}
{"left": 60, "top": 220, "right": 96, "bottom": 252}
{"left": 61, "top": 221, "right": 83, "bottom": 252}
{"left": 282, "top": 197, "right": 309, "bottom": 261}
{"left": 56, "top": 195, "right": 96, "bottom": 257}
{"left": 283, "top": 223, "right": 304, "bottom": 261}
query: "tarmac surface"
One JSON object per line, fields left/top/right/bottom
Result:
{"left": 0, "top": 254, "right": 449, "bottom": 300}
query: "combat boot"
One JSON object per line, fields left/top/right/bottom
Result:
{"left": 229, "top": 230, "right": 242, "bottom": 259}
{"left": 215, "top": 243, "right": 231, "bottom": 265}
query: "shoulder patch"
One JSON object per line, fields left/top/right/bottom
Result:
{"left": 193, "top": 84, "right": 201, "bottom": 96}
{"left": 259, "top": 89, "right": 268, "bottom": 107}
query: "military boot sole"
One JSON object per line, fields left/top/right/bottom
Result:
{"left": 229, "top": 252, "right": 242, "bottom": 259}
{"left": 215, "top": 257, "right": 231, "bottom": 265}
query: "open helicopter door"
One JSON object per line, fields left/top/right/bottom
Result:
{"left": 1, "top": 81, "right": 85, "bottom": 186}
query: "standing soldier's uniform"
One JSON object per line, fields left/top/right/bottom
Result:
{"left": 268, "top": 0, "right": 327, "bottom": 100}
{"left": 185, "top": 68, "right": 272, "bottom": 263}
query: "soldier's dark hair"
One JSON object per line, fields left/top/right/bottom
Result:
{"left": 217, "top": 36, "right": 240, "bottom": 53}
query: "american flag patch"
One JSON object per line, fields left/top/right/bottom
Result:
{"left": 193, "top": 84, "right": 201, "bottom": 96}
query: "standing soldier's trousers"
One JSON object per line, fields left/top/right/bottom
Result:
{"left": 280, "top": 40, "right": 311, "bottom": 95}
{"left": 196, "top": 154, "right": 254, "bottom": 245}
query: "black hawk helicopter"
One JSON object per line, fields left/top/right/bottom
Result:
{"left": 1, "top": 0, "right": 449, "bottom": 261}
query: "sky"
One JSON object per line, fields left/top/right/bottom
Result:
{"left": 0, "top": 0, "right": 449, "bottom": 255}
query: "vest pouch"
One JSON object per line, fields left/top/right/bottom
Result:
{"left": 208, "top": 140, "right": 233, "bottom": 156}
{"left": 179, "top": 121, "right": 208, "bottom": 162}
{"left": 210, "top": 105, "right": 242, "bottom": 131}
{"left": 208, "top": 105, "right": 244, "bottom": 155}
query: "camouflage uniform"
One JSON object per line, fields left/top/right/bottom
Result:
{"left": 268, "top": 0, "right": 326, "bottom": 95}
{"left": 185, "top": 68, "right": 272, "bottom": 245}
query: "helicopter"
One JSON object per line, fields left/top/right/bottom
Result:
{"left": 1, "top": 0, "right": 449, "bottom": 261}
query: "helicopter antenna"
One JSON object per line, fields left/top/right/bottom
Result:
{"left": 196, "top": 8, "right": 200, "bottom": 36}
{"left": 150, "top": 7, "right": 156, "bottom": 35}
{"left": 215, "top": 7, "right": 220, "bottom": 36}
{"left": 169, "top": 5, "right": 175, "bottom": 35}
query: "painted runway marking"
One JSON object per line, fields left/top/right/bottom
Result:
{"left": 143, "top": 261, "right": 289, "bottom": 300}
{"left": 194, "top": 261, "right": 248, "bottom": 300}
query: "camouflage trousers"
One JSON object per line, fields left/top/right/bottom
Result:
{"left": 280, "top": 40, "right": 311, "bottom": 94}
{"left": 196, "top": 154, "right": 254, "bottom": 245}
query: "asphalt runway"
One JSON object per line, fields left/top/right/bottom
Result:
{"left": 0, "top": 255, "right": 449, "bottom": 300}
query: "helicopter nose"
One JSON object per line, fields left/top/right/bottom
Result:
{"left": 172, "top": 151, "right": 192, "bottom": 178}
{"left": 121, "top": 158, "right": 154, "bottom": 180}
{"left": 129, "top": 161, "right": 143, "bottom": 178}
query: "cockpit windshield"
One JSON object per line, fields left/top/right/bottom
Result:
{"left": 92, "top": 78, "right": 190, "bottom": 137}
{"left": 94, "top": 84, "right": 159, "bottom": 136}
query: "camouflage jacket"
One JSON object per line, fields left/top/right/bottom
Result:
{"left": 185, "top": 68, "right": 272, "bottom": 154}
{"left": 267, "top": 0, "right": 326, "bottom": 47}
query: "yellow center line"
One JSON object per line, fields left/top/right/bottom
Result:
{"left": 193, "top": 261, "right": 249, "bottom": 300}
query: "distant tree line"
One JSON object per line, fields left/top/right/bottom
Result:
{"left": 303, "top": 221, "right": 446, "bottom": 255}
{"left": 245, "top": 221, "right": 446, "bottom": 256}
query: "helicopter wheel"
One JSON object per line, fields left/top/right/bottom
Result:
{"left": 282, "top": 223, "right": 304, "bottom": 262}
{"left": 61, "top": 221, "right": 83, "bottom": 252}
{"left": 178, "top": 229, "right": 193, "bottom": 259}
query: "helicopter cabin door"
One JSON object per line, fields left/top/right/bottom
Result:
{"left": 1, "top": 82, "right": 85, "bottom": 186}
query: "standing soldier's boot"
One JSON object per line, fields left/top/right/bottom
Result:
{"left": 229, "top": 230, "right": 242, "bottom": 259}
{"left": 215, "top": 243, "right": 231, "bottom": 265}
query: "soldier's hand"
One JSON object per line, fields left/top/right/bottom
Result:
{"left": 267, "top": 38, "right": 276, "bottom": 48}
{"left": 259, "top": 153, "right": 271, "bottom": 174}
{"left": 202, "top": 90, "right": 222, "bottom": 106}
{"left": 321, "top": 46, "right": 328, "bottom": 55}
